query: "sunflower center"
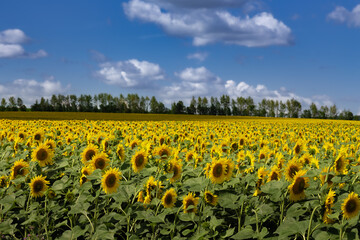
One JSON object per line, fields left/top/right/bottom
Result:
{"left": 160, "top": 138, "right": 165, "bottom": 145}
{"left": 205, "top": 193, "right": 213, "bottom": 203}
{"left": 164, "top": 194, "right": 173, "bottom": 205}
{"left": 232, "top": 143, "right": 238, "bottom": 151}
{"left": 19, "top": 133, "right": 24, "bottom": 139}
{"left": 212, "top": 163, "right": 223, "bottom": 178}
{"left": 131, "top": 142, "right": 137, "bottom": 149}
{"left": 95, "top": 158, "right": 105, "bottom": 169}
{"left": 327, "top": 174, "right": 334, "bottom": 185}
{"left": 345, "top": 199, "right": 357, "bottom": 213}
{"left": 173, "top": 165, "right": 179, "bottom": 176}
{"left": 186, "top": 200, "right": 194, "bottom": 209}
{"left": 289, "top": 165, "right": 299, "bottom": 179}
{"left": 259, "top": 153, "right": 265, "bottom": 160}
{"left": 270, "top": 172, "right": 278, "bottom": 181}
{"left": 293, "top": 177, "right": 305, "bottom": 194}
{"left": 159, "top": 149, "right": 169, "bottom": 157}
{"left": 13, "top": 165, "right": 24, "bottom": 177}
{"left": 336, "top": 158, "right": 343, "bottom": 171}
{"left": 36, "top": 149, "right": 48, "bottom": 161}
{"left": 85, "top": 150, "right": 96, "bottom": 161}
{"left": 34, "top": 134, "right": 41, "bottom": 141}
{"left": 33, "top": 180, "right": 44, "bottom": 193}
{"left": 240, "top": 139, "right": 244, "bottom": 146}
{"left": 105, "top": 174, "right": 117, "bottom": 188}
{"left": 295, "top": 145, "right": 301, "bottom": 154}
{"left": 187, "top": 154, "right": 193, "bottom": 161}
{"left": 135, "top": 154, "right": 144, "bottom": 167}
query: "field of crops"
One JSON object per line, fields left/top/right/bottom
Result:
{"left": 0, "top": 116, "right": 360, "bottom": 239}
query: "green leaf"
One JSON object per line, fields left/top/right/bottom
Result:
{"left": 93, "top": 224, "right": 116, "bottom": 240}
{"left": 0, "top": 219, "right": 15, "bottom": 235}
{"left": 183, "top": 177, "right": 206, "bottom": 192}
{"left": 231, "top": 226, "right": 254, "bottom": 239}
{"left": 0, "top": 194, "right": 15, "bottom": 213}
{"left": 286, "top": 203, "right": 307, "bottom": 218}
{"left": 222, "top": 228, "right": 235, "bottom": 238}
{"left": 275, "top": 218, "right": 308, "bottom": 239}
{"left": 218, "top": 192, "right": 239, "bottom": 209}
{"left": 261, "top": 181, "right": 287, "bottom": 202}
{"left": 209, "top": 216, "right": 224, "bottom": 231}
{"left": 58, "top": 225, "right": 89, "bottom": 240}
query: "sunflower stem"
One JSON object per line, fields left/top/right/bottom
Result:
{"left": 170, "top": 205, "right": 183, "bottom": 239}
{"left": 306, "top": 205, "right": 319, "bottom": 240}
{"left": 252, "top": 209, "right": 260, "bottom": 238}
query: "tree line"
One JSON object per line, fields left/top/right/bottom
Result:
{"left": 0, "top": 94, "right": 357, "bottom": 120}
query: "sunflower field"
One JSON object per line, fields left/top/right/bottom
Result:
{"left": 1, "top": 117, "right": 360, "bottom": 239}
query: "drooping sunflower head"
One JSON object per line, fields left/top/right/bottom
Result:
{"left": 288, "top": 170, "right": 309, "bottom": 202}
{"left": 320, "top": 168, "right": 335, "bottom": 187}
{"left": 81, "top": 166, "right": 93, "bottom": 176}
{"left": 29, "top": 175, "right": 50, "bottom": 198}
{"left": 81, "top": 144, "right": 99, "bottom": 164}
{"left": 79, "top": 174, "right": 88, "bottom": 186}
{"left": 204, "top": 190, "right": 218, "bottom": 206}
{"left": 91, "top": 152, "right": 110, "bottom": 170}
{"left": 11, "top": 159, "right": 29, "bottom": 180}
{"left": 161, "top": 188, "right": 177, "bottom": 208}
{"left": 285, "top": 160, "right": 302, "bottom": 182}
{"left": 131, "top": 150, "right": 148, "bottom": 173}
{"left": 101, "top": 167, "right": 122, "bottom": 194}
{"left": 183, "top": 192, "right": 199, "bottom": 213}
{"left": 342, "top": 192, "right": 360, "bottom": 220}
{"left": 325, "top": 189, "right": 336, "bottom": 211}
{"left": 209, "top": 159, "right": 227, "bottom": 184}
{"left": 333, "top": 154, "right": 348, "bottom": 175}
{"left": 116, "top": 144, "right": 125, "bottom": 161}
{"left": 31, "top": 144, "right": 54, "bottom": 167}
{"left": 137, "top": 190, "right": 145, "bottom": 203}
{"left": 170, "top": 161, "right": 182, "bottom": 183}
{"left": 47, "top": 189, "right": 56, "bottom": 199}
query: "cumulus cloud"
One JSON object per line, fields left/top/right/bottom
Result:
{"left": 0, "top": 29, "right": 47, "bottom": 58}
{"left": 159, "top": 66, "right": 332, "bottom": 108}
{"left": 123, "top": 0, "right": 293, "bottom": 47}
{"left": 187, "top": 52, "right": 208, "bottom": 61}
{"left": 327, "top": 4, "right": 360, "bottom": 27}
{"left": 96, "top": 59, "right": 164, "bottom": 87}
{"left": 0, "top": 77, "right": 70, "bottom": 106}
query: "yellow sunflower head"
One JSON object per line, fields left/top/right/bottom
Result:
{"left": 91, "top": 152, "right": 110, "bottom": 170}
{"left": 138, "top": 190, "right": 145, "bottom": 203}
{"left": 284, "top": 160, "right": 302, "bottom": 182}
{"left": 11, "top": 159, "right": 29, "bottom": 180}
{"left": 209, "top": 159, "right": 227, "bottom": 184}
{"left": 288, "top": 170, "right": 309, "bottom": 202}
{"left": 342, "top": 192, "right": 360, "bottom": 220}
{"left": 161, "top": 188, "right": 177, "bottom": 208}
{"left": 81, "top": 144, "right": 99, "bottom": 164}
{"left": 131, "top": 150, "right": 148, "bottom": 173}
{"left": 267, "top": 165, "right": 281, "bottom": 182}
{"left": 80, "top": 174, "right": 88, "bottom": 186}
{"left": 31, "top": 144, "right": 54, "bottom": 167}
{"left": 81, "top": 166, "right": 93, "bottom": 176}
{"left": 183, "top": 192, "right": 199, "bottom": 213}
{"left": 33, "top": 130, "right": 44, "bottom": 143}
{"left": 116, "top": 144, "right": 125, "bottom": 161}
{"left": 0, "top": 176, "right": 8, "bottom": 188}
{"left": 101, "top": 167, "right": 122, "bottom": 194}
{"left": 333, "top": 154, "right": 348, "bottom": 175}
{"left": 155, "top": 145, "right": 171, "bottom": 160}
{"left": 29, "top": 175, "right": 50, "bottom": 198}
{"left": 44, "top": 139, "right": 56, "bottom": 151}
{"left": 204, "top": 190, "right": 218, "bottom": 206}
{"left": 185, "top": 151, "right": 195, "bottom": 162}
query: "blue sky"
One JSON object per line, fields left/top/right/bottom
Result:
{"left": 0, "top": 0, "right": 360, "bottom": 114}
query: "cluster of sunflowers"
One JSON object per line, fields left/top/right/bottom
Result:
{"left": 0, "top": 118, "right": 360, "bottom": 239}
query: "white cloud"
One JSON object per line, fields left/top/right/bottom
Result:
{"left": 0, "top": 77, "right": 70, "bottom": 106}
{"left": 96, "top": 59, "right": 164, "bottom": 87}
{"left": 187, "top": 52, "right": 208, "bottom": 61}
{"left": 123, "top": 0, "right": 293, "bottom": 47}
{"left": 327, "top": 4, "right": 360, "bottom": 27}
{"left": 0, "top": 29, "right": 47, "bottom": 59}
{"left": 145, "top": 0, "right": 250, "bottom": 9}
{"left": 159, "top": 66, "right": 332, "bottom": 108}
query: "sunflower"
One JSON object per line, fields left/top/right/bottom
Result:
{"left": 33, "top": 130, "right": 44, "bottom": 143}
{"left": 342, "top": 192, "right": 360, "bottom": 220}
{"left": 81, "top": 144, "right": 99, "bottom": 164}
{"left": 254, "top": 167, "right": 268, "bottom": 196}
{"left": 293, "top": 140, "right": 303, "bottom": 156}
{"left": 131, "top": 150, "right": 148, "bottom": 173}
{"left": 81, "top": 166, "right": 93, "bottom": 176}
{"left": 185, "top": 150, "right": 195, "bottom": 162}
{"left": 155, "top": 145, "right": 171, "bottom": 160}
{"left": 130, "top": 139, "right": 140, "bottom": 149}
{"left": 10, "top": 159, "right": 29, "bottom": 180}
{"left": 91, "top": 152, "right": 110, "bottom": 170}
{"left": 138, "top": 190, "right": 145, "bottom": 203}
{"left": 224, "top": 159, "right": 235, "bottom": 181}
{"left": 101, "top": 167, "right": 122, "bottom": 194}
{"left": 323, "top": 189, "right": 336, "bottom": 224}
{"left": 17, "top": 131, "right": 27, "bottom": 141}
{"left": 288, "top": 170, "right": 309, "bottom": 202}
{"left": 161, "top": 188, "right": 177, "bottom": 208}
{"left": 29, "top": 175, "right": 50, "bottom": 198}
{"left": 0, "top": 176, "right": 8, "bottom": 188}
{"left": 267, "top": 165, "right": 281, "bottom": 182}
{"left": 80, "top": 174, "right": 88, "bottom": 186}
{"left": 333, "top": 154, "right": 348, "bottom": 175}
{"left": 170, "top": 161, "right": 182, "bottom": 183}
{"left": 183, "top": 192, "right": 199, "bottom": 213}
{"left": 320, "top": 168, "right": 335, "bottom": 187}
{"left": 300, "top": 153, "right": 319, "bottom": 168}
{"left": 284, "top": 159, "right": 302, "bottom": 182}
{"left": 209, "top": 159, "right": 227, "bottom": 184}
{"left": 204, "top": 191, "right": 218, "bottom": 206}
{"left": 44, "top": 139, "right": 56, "bottom": 150}
{"left": 47, "top": 189, "right": 56, "bottom": 199}
{"left": 32, "top": 144, "right": 54, "bottom": 167}
{"left": 116, "top": 144, "right": 125, "bottom": 161}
